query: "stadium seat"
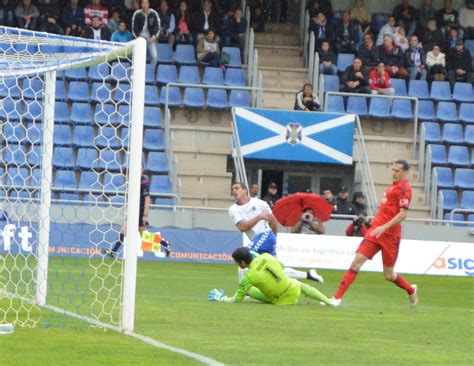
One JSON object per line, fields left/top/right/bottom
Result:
{"left": 26, "top": 123, "right": 42, "bottom": 146}
{"left": 117, "top": 105, "right": 131, "bottom": 125}
{"left": 95, "top": 104, "right": 118, "bottom": 126}
{"left": 22, "top": 78, "right": 43, "bottom": 100}
{"left": 53, "top": 125, "right": 73, "bottom": 146}
{"left": 68, "top": 81, "right": 90, "bottom": 102}
{"left": 225, "top": 68, "right": 246, "bottom": 87}
{"left": 103, "top": 172, "right": 125, "bottom": 191}
{"left": 145, "top": 63, "right": 156, "bottom": 84}
{"left": 428, "top": 144, "right": 447, "bottom": 165}
{"left": 422, "top": 122, "right": 442, "bottom": 144}
{"left": 143, "top": 129, "right": 165, "bottom": 151}
{"left": 206, "top": 89, "right": 228, "bottom": 109}
{"left": 453, "top": 82, "right": 473, "bottom": 103}
{"left": 58, "top": 192, "right": 81, "bottom": 203}
{"left": 454, "top": 168, "right": 474, "bottom": 189}
{"left": 369, "top": 97, "right": 391, "bottom": 118}
{"left": 430, "top": 81, "right": 452, "bottom": 101}
{"left": 88, "top": 64, "right": 110, "bottom": 82}
{"left": 54, "top": 170, "right": 77, "bottom": 189}
{"left": 145, "top": 152, "right": 169, "bottom": 173}
{"left": 150, "top": 175, "right": 172, "bottom": 194}
{"left": 82, "top": 193, "right": 105, "bottom": 204}
{"left": 0, "top": 78, "right": 20, "bottom": 98}
{"left": 155, "top": 197, "right": 175, "bottom": 205}
{"left": 433, "top": 167, "right": 454, "bottom": 189}
{"left": 448, "top": 146, "right": 470, "bottom": 167}
{"left": 175, "top": 44, "right": 197, "bottom": 65}
{"left": 54, "top": 102, "right": 70, "bottom": 124}
{"left": 390, "top": 79, "right": 407, "bottom": 96}
{"left": 3, "top": 145, "right": 27, "bottom": 166}
{"left": 113, "top": 83, "right": 132, "bottom": 104}
{"left": 326, "top": 95, "right": 345, "bottom": 113}
{"left": 156, "top": 64, "right": 178, "bottom": 85}
{"left": 178, "top": 65, "right": 201, "bottom": 84}
{"left": 121, "top": 128, "right": 129, "bottom": 149}
{"left": 471, "top": 147, "right": 474, "bottom": 166}
{"left": 96, "top": 127, "right": 123, "bottom": 149}
{"left": 465, "top": 125, "right": 474, "bottom": 145}
{"left": 70, "top": 103, "right": 93, "bottom": 124}
{"left": 443, "top": 212, "right": 465, "bottom": 226}
{"left": 221, "top": 47, "right": 242, "bottom": 68}
{"left": 461, "top": 191, "right": 474, "bottom": 209}
{"left": 144, "top": 85, "right": 160, "bottom": 105}
{"left": 110, "top": 62, "right": 131, "bottom": 82}
{"left": 52, "top": 147, "right": 75, "bottom": 169}
{"left": 436, "top": 102, "right": 458, "bottom": 122}
{"left": 157, "top": 43, "right": 174, "bottom": 64}
{"left": 109, "top": 195, "right": 126, "bottom": 205}
{"left": 79, "top": 171, "right": 102, "bottom": 190}
{"left": 203, "top": 67, "right": 225, "bottom": 85}
{"left": 322, "top": 75, "right": 340, "bottom": 92}
{"left": 27, "top": 145, "right": 41, "bottom": 167}
{"left": 55, "top": 80, "right": 67, "bottom": 101}
{"left": 439, "top": 189, "right": 458, "bottom": 212}
{"left": 459, "top": 103, "right": 474, "bottom": 124}
{"left": 468, "top": 214, "right": 474, "bottom": 226}
{"left": 143, "top": 106, "right": 162, "bottom": 128}
{"left": 64, "top": 67, "right": 87, "bottom": 80}
{"left": 370, "top": 12, "right": 389, "bottom": 34}
{"left": 0, "top": 98, "right": 21, "bottom": 121}
{"left": 465, "top": 40, "right": 474, "bottom": 55}
{"left": 418, "top": 100, "right": 436, "bottom": 121}
{"left": 408, "top": 80, "right": 430, "bottom": 99}
{"left": 183, "top": 87, "right": 205, "bottom": 108}
{"left": 391, "top": 99, "right": 413, "bottom": 119}
{"left": 346, "top": 96, "right": 368, "bottom": 116}
{"left": 336, "top": 53, "right": 355, "bottom": 73}
{"left": 3, "top": 122, "right": 26, "bottom": 144}
{"left": 30, "top": 168, "right": 40, "bottom": 187}
{"left": 229, "top": 90, "right": 250, "bottom": 108}
{"left": 76, "top": 148, "right": 98, "bottom": 170}
{"left": 95, "top": 149, "right": 122, "bottom": 171}
{"left": 91, "top": 82, "right": 113, "bottom": 103}
{"left": 442, "top": 123, "right": 464, "bottom": 145}
{"left": 159, "top": 86, "right": 181, "bottom": 107}
{"left": 23, "top": 100, "right": 43, "bottom": 122}
{"left": 7, "top": 167, "right": 30, "bottom": 187}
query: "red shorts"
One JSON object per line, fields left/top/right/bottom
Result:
{"left": 356, "top": 235, "right": 400, "bottom": 267}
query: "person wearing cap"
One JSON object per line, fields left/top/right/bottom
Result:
{"left": 336, "top": 187, "right": 354, "bottom": 215}
{"left": 263, "top": 183, "right": 279, "bottom": 209}
{"left": 447, "top": 40, "right": 472, "bottom": 85}
{"left": 351, "top": 192, "right": 367, "bottom": 216}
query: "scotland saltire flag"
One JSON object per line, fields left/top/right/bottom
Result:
{"left": 233, "top": 108, "right": 355, "bottom": 165}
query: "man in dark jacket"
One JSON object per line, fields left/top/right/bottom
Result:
{"left": 61, "top": 0, "right": 84, "bottom": 36}
{"left": 192, "top": 0, "right": 220, "bottom": 39}
{"left": 392, "top": 0, "right": 418, "bottom": 36}
{"left": 309, "top": 12, "right": 332, "bottom": 50}
{"left": 318, "top": 40, "right": 337, "bottom": 75}
{"left": 358, "top": 33, "right": 379, "bottom": 73}
{"left": 157, "top": 0, "right": 175, "bottom": 44}
{"left": 83, "top": 15, "right": 111, "bottom": 40}
{"left": 132, "top": 0, "right": 160, "bottom": 67}
{"left": 405, "top": 35, "right": 427, "bottom": 80}
{"left": 342, "top": 57, "right": 370, "bottom": 93}
{"left": 334, "top": 11, "right": 359, "bottom": 54}
{"left": 351, "top": 191, "right": 367, "bottom": 216}
{"left": 223, "top": 7, "right": 247, "bottom": 55}
{"left": 263, "top": 183, "right": 279, "bottom": 209}
{"left": 447, "top": 40, "right": 472, "bottom": 85}
{"left": 379, "top": 34, "right": 408, "bottom": 79}
{"left": 421, "top": 18, "right": 444, "bottom": 52}
{"left": 39, "top": 0, "right": 63, "bottom": 34}
{"left": 336, "top": 187, "right": 354, "bottom": 215}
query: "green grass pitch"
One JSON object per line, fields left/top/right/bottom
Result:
{"left": 0, "top": 260, "right": 472, "bottom": 365}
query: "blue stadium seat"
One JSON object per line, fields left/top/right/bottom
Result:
{"left": 336, "top": 53, "right": 355, "bottom": 73}
{"left": 144, "top": 85, "right": 160, "bottom": 105}
{"left": 26, "top": 124, "right": 42, "bottom": 146}
{"left": 468, "top": 214, "right": 474, "bottom": 226}
{"left": 121, "top": 128, "right": 129, "bottom": 149}
{"left": 390, "top": 79, "right": 407, "bottom": 96}
{"left": 156, "top": 64, "right": 178, "bottom": 85}
{"left": 391, "top": 99, "right": 413, "bottom": 119}
{"left": 7, "top": 167, "right": 29, "bottom": 187}
{"left": 428, "top": 144, "right": 447, "bottom": 165}
{"left": 370, "top": 12, "right": 389, "bottom": 33}
{"left": 143, "top": 129, "right": 165, "bottom": 151}
{"left": 225, "top": 68, "right": 246, "bottom": 87}
{"left": 145, "top": 63, "right": 156, "bottom": 84}
{"left": 203, "top": 67, "right": 225, "bottom": 85}
{"left": 369, "top": 97, "right": 391, "bottom": 118}
{"left": 422, "top": 122, "right": 442, "bottom": 143}
{"left": 454, "top": 168, "right": 474, "bottom": 189}
{"left": 471, "top": 147, "right": 474, "bottom": 166}
{"left": 96, "top": 127, "right": 122, "bottom": 149}
{"left": 222, "top": 47, "right": 242, "bottom": 68}
{"left": 88, "top": 64, "right": 110, "bottom": 82}
{"left": 453, "top": 82, "right": 473, "bottom": 103}
{"left": 64, "top": 67, "right": 87, "bottom": 80}
{"left": 53, "top": 125, "right": 72, "bottom": 146}
{"left": 110, "top": 62, "right": 131, "bottom": 82}
{"left": 31, "top": 168, "right": 41, "bottom": 187}
{"left": 114, "top": 83, "right": 132, "bottom": 104}
{"left": 439, "top": 189, "right": 458, "bottom": 212}
{"left": 346, "top": 96, "right": 368, "bottom": 116}
{"left": 3, "top": 122, "right": 26, "bottom": 144}
{"left": 206, "top": 89, "right": 228, "bottom": 109}
{"left": 322, "top": 75, "right": 340, "bottom": 92}
{"left": 436, "top": 102, "right": 458, "bottom": 122}
{"left": 157, "top": 43, "right": 174, "bottom": 64}
{"left": 0, "top": 98, "right": 21, "bottom": 121}
{"left": 103, "top": 172, "right": 125, "bottom": 191}
{"left": 430, "top": 81, "right": 452, "bottom": 101}
{"left": 418, "top": 100, "right": 436, "bottom": 121}
{"left": 95, "top": 104, "right": 118, "bottom": 126}
{"left": 22, "top": 78, "right": 43, "bottom": 100}
{"left": 442, "top": 123, "right": 464, "bottom": 145}
{"left": 459, "top": 103, "right": 474, "bottom": 124}
{"left": 70, "top": 103, "right": 93, "bottom": 124}
{"left": 146, "top": 152, "right": 168, "bottom": 173}
{"left": 408, "top": 80, "right": 430, "bottom": 99}
{"left": 58, "top": 192, "right": 81, "bottom": 203}
{"left": 443, "top": 212, "right": 465, "bottom": 226}
{"left": 117, "top": 105, "right": 131, "bottom": 125}
{"left": 433, "top": 167, "right": 454, "bottom": 189}
{"left": 448, "top": 146, "right": 470, "bottom": 167}
{"left": 54, "top": 170, "right": 77, "bottom": 190}
{"left": 79, "top": 171, "right": 102, "bottom": 190}
{"left": 109, "top": 195, "right": 126, "bottom": 205}
{"left": 150, "top": 175, "right": 172, "bottom": 194}
{"left": 175, "top": 44, "right": 197, "bottom": 65}
{"left": 159, "top": 86, "right": 181, "bottom": 107}
{"left": 91, "top": 82, "right": 113, "bottom": 103}
{"left": 55, "top": 80, "right": 67, "bottom": 101}
{"left": 155, "top": 197, "right": 175, "bottom": 205}
{"left": 0, "top": 78, "right": 20, "bottom": 98}
{"left": 95, "top": 149, "right": 122, "bottom": 171}
{"left": 3, "top": 145, "right": 27, "bottom": 166}
{"left": 178, "top": 65, "right": 200, "bottom": 84}
{"left": 461, "top": 191, "right": 474, "bottom": 210}
{"left": 143, "top": 107, "right": 162, "bottom": 128}
{"left": 55, "top": 102, "right": 70, "bottom": 124}
{"left": 68, "top": 81, "right": 90, "bottom": 102}
{"left": 27, "top": 145, "right": 41, "bottom": 167}
{"left": 465, "top": 125, "right": 474, "bottom": 145}
{"left": 465, "top": 40, "right": 474, "bottom": 55}
{"left": 23, "top": 100, "right": 43, "bottom": 122}
{"left": 326, "top": 95, "right": 345, "bottom": 113}
{"left": 229, "top": 90, "right": 250, "bottom": 108}
{"left": 76, "top": 148, "right": 98, "bottom": 170}
{"left": 53, "top": 147, "right": 75, "bottom": 169}
{"left": 183, "top": 87, "right": 205, "bottom": 108}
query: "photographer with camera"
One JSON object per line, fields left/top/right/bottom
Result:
{"left": 345, "top": 215, "right": 371, "bottom": 237}
{"left": 291, "top": 208, "right": 325, "bottom": 235}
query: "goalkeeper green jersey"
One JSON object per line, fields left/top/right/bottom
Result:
{"left": 233, "top": 253, "right": 301, "bottom": 305}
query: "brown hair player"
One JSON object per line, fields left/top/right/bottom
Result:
{"left": 329, "top": 160, "right": 419, "bottom": 308}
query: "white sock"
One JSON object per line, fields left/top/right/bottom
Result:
{"left": 284, "top": 267, "right": 307, "bottom": 279}
{"left": 238, "top": 268, "right": 248, "bottom": 282}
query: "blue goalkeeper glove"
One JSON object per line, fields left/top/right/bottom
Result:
{"left": 208, "top": 289, "right": 226, "bottom": 302}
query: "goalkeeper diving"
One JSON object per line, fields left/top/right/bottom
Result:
{"left": 209, "top": 247, "right": 335, "bottom": 306}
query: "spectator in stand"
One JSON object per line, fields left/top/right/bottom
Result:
{"left": 39, "top": 0, "right": 63, "bottom": 34}
{"left": 249, "top": 183, "right": 259, "bottom": 198}
{"left": 406, "top": 35, "right": 427, "bottom": 80}
{"left": 250, "top": 5, "right": 265, "bottom": 33}
{"left": 446, "top": 27, "right": 462, "bottom": 49}
{"left": 125, "top": 0, "right": 139, "bottom": 29}
{"left": 459, "top": 0, "right": 474, "bottom": 40}
{"left": 193, "top": 0, "right": 220, "bottom": 41}
{"left": 15, "top": 0, "right": 40, "bottom": 30}
{"left": 306, "top": 0, "right": 333, "bottom": 20}
{"left": 157, "top": 0, "right": 175, "bottom": 45}
{"left": 369, "top": 61, "right": 395, "bottom": 95}
{"left": 394, "top": 26, "right": 409, "bottom": 51}
{"left": 447, "top": 40, "right": 473, "bottom": 85}
{"left": 336, "top": 187, "right": 354, "bottom": 215}
{"left": 323, "top": 188, "right": 337, "bottom": 212}
{"left": 418, "top": 0, "right": 437, "bottom": 26}
{"left": 263, "top": 183, "right": 279, "bottom": 209}
{"left": 132, "top": 0, "right": 160, "bottom": 67}
{"left": 341, "top": 57, "right": 370, "bottom": 94}
{"left": 335, "top": 11, "right": 359, "bottom": 54}
{"left": 62, "top": 0, "right": 84, "bottom": 37}
{"left": 294, "top": 83, "right": 321, "bottom": 112}
{"left": 223, "top": 7, "right": 246, "bottom": 56}
{"left": 309, "top": 12, "right": 333, "bottom": 50}
{"left": 318, "top": 40, "right": 337, "bottom": 75}
{"left": 426, "top": 44, "right": 446, "bottom": 82}
{"left": 358, "top": 33, "right": 379, "bottom": 73}
{"left": 291, "top": 209, "right": 325, "bottom": 235}
{"left": 345, "top": 215, "right": 370, "bottom": 237}
{"left": 349, "top": 0, "right": 371, "bottom": 33}
{"left": 111, "top": 20, "right": 134, "bottom": 42}
{"left": 351, "top": 191, "right": 367, "bottom": 216}
{"left": 108, "top": 9, "right": 120, "bottom": 33}
{"left": 175, "top": 1, "right": 194, "bottom": 44}
{"left": 379, "top": 34, "right": 408, "bottom": 79}
{"left": 0, "top": 0, "right": 15, "bottom": 27}
{"left": 197, "top": 29, "right": 222, "bottom": 67}
{"left": 437, "top": 0, "right": 460, "bottom": 35}
{"left": 392, "top": 0, "right": 418, "bottom": 37}
{"left": 421, "top": 18, "right": 444, "bottom": 52}
{"left": 84, "top": 0, "right": 109, "bottom": 28}
{"left": 83, "top": 15, "right": 111, "bottom": 40}
{"left": 376, "top": 16, "right": 396, "bottom": 46}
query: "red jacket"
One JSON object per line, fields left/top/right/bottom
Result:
{"left": 369, "top": 69, "right": 391, "bottom": 91}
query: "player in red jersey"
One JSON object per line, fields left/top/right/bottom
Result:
{"left": 330, "top": 160, "right": 419, "bottom": 307}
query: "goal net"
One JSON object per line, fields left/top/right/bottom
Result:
{"left": 0, "top": 26, "right": 146, "bottom": 332}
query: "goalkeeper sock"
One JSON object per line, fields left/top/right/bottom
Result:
{"left": 111, "top": 233, "right": 125, "bottom": 253}
{"left": 284, "top": 267, "right": 307, "bottom": 279}
{"left": 334, "top": 268, "right": 358, "bottom": 299}
{"left": 393, "top": 274, "right": 415, "bottom": 295}
{"left": 300, "top": 283, "right": 331, "bottom": 305}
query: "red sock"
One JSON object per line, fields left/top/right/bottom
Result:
{"left": 335, "top": 269, "right": 358, "bottom": 299}
{"left": 394, "top": 275, "right": 414, "bottom": 295}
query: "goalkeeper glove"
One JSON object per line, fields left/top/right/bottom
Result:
{"left": 208, "top": 289, "right": 226, "bottom": 302}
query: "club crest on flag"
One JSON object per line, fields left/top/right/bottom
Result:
{"left": 286, "top": 123, "right": 303, "bottom": 146}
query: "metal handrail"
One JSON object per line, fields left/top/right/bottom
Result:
{"left": 449, "top": 208, "right": 474, "bottom": 221}
{"left": 307, "top": 31, "right": 315, "bottom": 79}
{"left": 302, "top": 11, "right": 310, "bottom": 63}
{"left": 299, "top": 0, "right": 307, "bottom": 48}
{"left": 246, "top": 28, "right": 255, "bottom": 82}
{"left": 243, "top": 6, "right": 251, "bottom": 64}
{"left": 312, "top": 51, "right": 319, "bottom": 89}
